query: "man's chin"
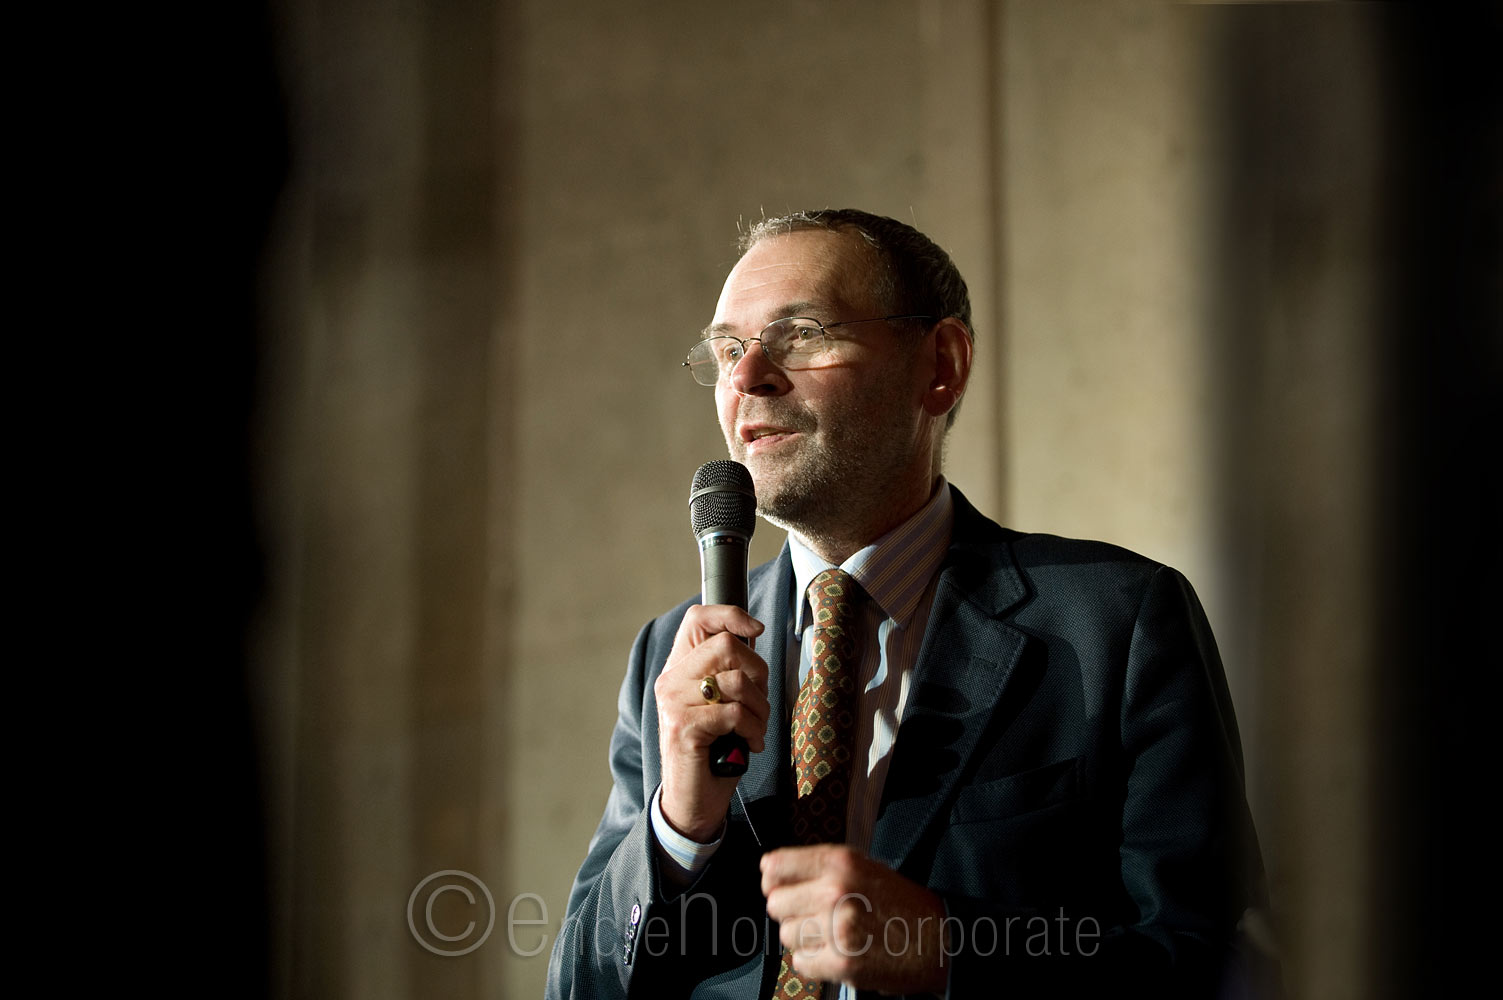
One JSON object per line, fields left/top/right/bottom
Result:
{"left": 732, "top": 447, "right": 833, "bottom": 526}
{"left": 750, "top": 476, "right": 824, "bottom": 530}
{"left": 730, "top": 451, "right": 777, "bottom": 491}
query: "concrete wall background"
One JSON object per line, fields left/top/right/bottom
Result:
{"left": 241, "top": 3, "right": 1489, "bottom": 998}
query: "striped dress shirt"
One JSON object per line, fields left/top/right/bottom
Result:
{"left": 785, "top": 477, "right": 954, "bottom": 854}
{"left": 651, "top": 478, "right": 955, "bottom": 879}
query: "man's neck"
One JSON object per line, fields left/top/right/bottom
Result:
{"left": 783, "top": 476, "right": 944, "bottom": 564}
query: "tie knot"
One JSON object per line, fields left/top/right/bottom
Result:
{"left": 808, "top": 568, "right": 861, "bottom": 631}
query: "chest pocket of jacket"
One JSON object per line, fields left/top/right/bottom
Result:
{"left": 932, "top": 758, "right": 1091, "bottom": 904}
{"left": 947, "top": 757, "right": 1078, "bottom": 825}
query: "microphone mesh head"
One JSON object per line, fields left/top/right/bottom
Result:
{"left": 689, "top": 460, "right": 757, "bottom": 538}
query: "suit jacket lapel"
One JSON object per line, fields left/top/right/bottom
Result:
{"left": 732, "top": 543, "right": 793, "bottom": 839}
{"left": 868, "top": 489, "right": 1031, "bottom": 870}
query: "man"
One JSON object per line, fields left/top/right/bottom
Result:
{"left": 547, "top": 209, "right": 1264, "bottom": 998}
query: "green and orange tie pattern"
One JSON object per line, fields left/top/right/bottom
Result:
{"left": 773, "top": 568, "right": 863, "bottom": 1000}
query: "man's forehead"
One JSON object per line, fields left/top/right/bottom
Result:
{"left": 703, "top": 300, "right": 828, "bottom": 337}
{"left": 712, "top": 229, "right": 872, "bottom": 324}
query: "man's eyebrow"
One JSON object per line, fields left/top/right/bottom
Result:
{"left": 700, "top": 302, "right": 827, "bottom": 339}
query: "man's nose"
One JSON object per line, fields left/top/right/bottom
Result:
{"left": 728, "top": 340, "right": 789, "bottom": 397}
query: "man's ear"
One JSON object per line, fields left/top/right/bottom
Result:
{"left": 921, "top": 317, "right": 973, "bottom": 418}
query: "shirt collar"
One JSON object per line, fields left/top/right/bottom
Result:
{"left": 789, "top": 477, "right": 955, "bottom": 636}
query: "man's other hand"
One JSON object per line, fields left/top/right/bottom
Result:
{"left": 762, "top": 844, "right": 948, "bottom": 996}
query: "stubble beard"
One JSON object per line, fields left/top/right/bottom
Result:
{"left": 726, "top": 366, "right": 925, "bottom": 552}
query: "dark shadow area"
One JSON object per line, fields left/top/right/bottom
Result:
{"left": 1383, "top": 3, "right": 1500, "bottom": 995}
{"left": 74, "top": 2, "right": 286, "bottom": 994}
{"left": 1200, "top": 4, "right": 1498, "bottom": 994}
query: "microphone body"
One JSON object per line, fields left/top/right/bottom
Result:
{"left": 698, "top": 531, "right": 750, "bottom": 610}
{"left": 689, "top": 460, "right": 757, "bottom": 778}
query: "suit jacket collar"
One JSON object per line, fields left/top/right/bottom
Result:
{"left": 735, "top": 546, "right": 794, "bottom": 839}
{"left": 867, "top": 485, "right": 1032, "bottom": 869}
{"left": 734, "top": 487, "right": 1031, "bottom": 864}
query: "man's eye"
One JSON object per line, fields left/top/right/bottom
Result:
{"left": 718, "top": 340, "right": 745, "bottom": 363}
{"left": 781, "top": 322, "right": 822, "bottom": 350}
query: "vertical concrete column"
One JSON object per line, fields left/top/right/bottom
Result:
{"left": 997, "top": 3, "right": 1395, "bottom": 998}
{"left": 257, "top": 2, "right": 506, "bottom": 998}
{"left": 1200, "top": 8, "right": 1392, "bottom": 999}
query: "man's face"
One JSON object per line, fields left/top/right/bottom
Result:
{"left": 709, "top": 229, "right": 933, "bottom": 539}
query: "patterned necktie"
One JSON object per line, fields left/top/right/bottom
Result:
{"left": 773, "top": 568, "right": 863, "bottom": 1000}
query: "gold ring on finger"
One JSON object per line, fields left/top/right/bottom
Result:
{"left": 699, "top": 675, "right": 722, "bottom": 703}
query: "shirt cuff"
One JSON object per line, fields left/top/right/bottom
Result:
{"left": 649, "top": 785, "right": 723, "bottom": 881}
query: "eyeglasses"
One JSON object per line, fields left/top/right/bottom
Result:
{"left": 682, "top": 314, "right": 934, "bottom": 387}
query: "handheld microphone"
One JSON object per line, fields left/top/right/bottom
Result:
{"left": 689, "top": 460, "right": 757, "bottom": 778}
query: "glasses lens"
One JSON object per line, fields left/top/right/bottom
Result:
{"left": 762, "top": 318, "right": 824, "bottom": 368}
{"left": 685, "top": 337, "right": 745, "bottom": 386}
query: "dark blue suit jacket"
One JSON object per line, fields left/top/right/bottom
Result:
{"left": 547, "top": 486, "right": 1263, "bottom": 998}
